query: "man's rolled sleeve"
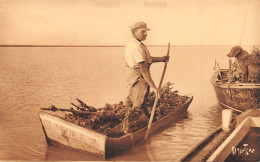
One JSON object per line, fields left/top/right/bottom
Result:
{"left": 133, "top": 46, "right": 145, "bottom": 64}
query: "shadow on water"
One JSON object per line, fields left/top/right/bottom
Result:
{"left": 44, "top": 145, "right": 102, "bottom": 161}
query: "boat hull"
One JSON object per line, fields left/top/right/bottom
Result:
{"left": 179, "top": 109, "right": 260, "bottom": 162}
{"left": 39, "top": 95, "right": 193, "bottom": 158}
{"left": 211, "top": 72, "right": 260, "bottom": 112}
{"left": 39, "top": 111, "right": 107, "bottom": 157}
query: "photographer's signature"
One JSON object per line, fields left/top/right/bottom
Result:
{"left": 232, "top": 144, "right": 255, "bottom": 157}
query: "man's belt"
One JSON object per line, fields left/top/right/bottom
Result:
{"left": 126, "top": 64, "right": 139, "bottom": 69}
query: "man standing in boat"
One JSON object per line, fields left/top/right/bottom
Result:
{"left": 124, "top": 21, "right": 169, "bottom": 108}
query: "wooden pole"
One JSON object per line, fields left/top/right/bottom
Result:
{"left": 216, "top": 62, "right": 222, "bottom": 80}
{"left": 144, "top": 42, "right": 171, "bottom": 140}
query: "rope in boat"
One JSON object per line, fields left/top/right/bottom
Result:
{"left": 228, "top": 85, "right": 233, "bottom": 100}
{"left": 217, "top": 100, "right": 244, "bottom": 113}
{"left": 130, "top": 133, "right": 135, "bottom": 148}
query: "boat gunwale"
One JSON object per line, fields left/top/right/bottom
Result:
{"left": 210, "top": 72, "right": 260, "bottom": 88}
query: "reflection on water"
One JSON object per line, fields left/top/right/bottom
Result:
{"left": 0, "top": 46, "right": 239, "bottom": 160}
{"left": 44, "top": 145, "right": 101, "bottom": 161}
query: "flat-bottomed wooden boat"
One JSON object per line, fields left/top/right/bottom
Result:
{"left": 39, "top": 95, "right": 193, "bottom": 159}
{"left": 211, "top": 70, "right": 260, "bottom": 112}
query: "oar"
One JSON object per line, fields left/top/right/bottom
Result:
{"left": 144, "top": 42, "right": 171, "bottom": 140}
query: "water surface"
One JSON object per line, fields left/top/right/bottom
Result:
{"left": 0, "top": 46, "right": 243, "bottom": 160}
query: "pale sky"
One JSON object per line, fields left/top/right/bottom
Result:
{"left": 0, "top": 0, "right": 259, "bottom": 46}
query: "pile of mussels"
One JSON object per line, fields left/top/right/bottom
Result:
{"left": 44, "top": 82, "right": 189, "bottom": 137}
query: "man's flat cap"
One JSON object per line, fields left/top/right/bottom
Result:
{"left": 130, "top": 21, "right": 151, "bottom": 31}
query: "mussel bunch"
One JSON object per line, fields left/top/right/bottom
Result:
{"left": 252, "top": 47, "right": 260, "bottom": 56}
{"left": 122, "top": 106, "right": 149, "bottom": 134}
{"left": 96, "top": 105, "right": 149, "bottom": 137}
{"left": 93, "top": 104, "right": 149, "bottom": 137}
{"left": 63, "top": 82, "right": 188, "bottom": 137}
{"left": 91, "top": 103, "right": 127, "bottom": 132}
{"left": 142, "top": 82, "right": 188, "bottom": 121}
{"left": 64, "top": 101, "right": 129, "bottom": 137}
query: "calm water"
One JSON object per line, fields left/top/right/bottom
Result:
{"left": 0, "top": 46, "right": 252, "bottom": 160}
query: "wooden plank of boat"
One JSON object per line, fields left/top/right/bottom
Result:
{"left": 177, "top": 126, "right": 227, "bottom": 161}
{"left": 207, "top": 117, "right": 257, "bottom": 161}
{"left": 211, "top": 71, "right": 260, "bottom": 112}
{"left": 39, "top": 95, "right": 193, "bottom": 159}
{"left": 178, "top": 109, "right": 260, "bottom": 162}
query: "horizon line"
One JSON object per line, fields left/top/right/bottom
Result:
{"left": 0, "top": 44, "right": 258, "bottom": 47}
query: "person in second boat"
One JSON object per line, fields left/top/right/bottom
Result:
{"left": 124, "top": 21, "right": 169, "bottom": 108}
